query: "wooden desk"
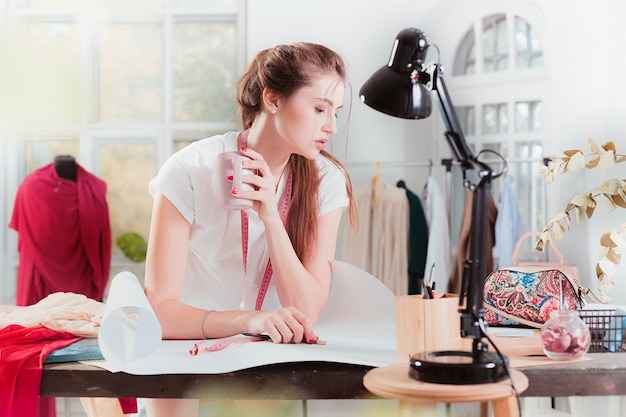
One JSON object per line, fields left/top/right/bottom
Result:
{"left": 40, "top": 353, "right": 626, "bottom": 400}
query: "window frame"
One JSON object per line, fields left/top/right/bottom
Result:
{"left": 445, "top": 10, "right": 550, "bottom": 262}
{"left": 1, "top": 0, "right": 246, "bottom": 304}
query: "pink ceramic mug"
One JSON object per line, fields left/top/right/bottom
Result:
{"left": 214, "top": 151, "right": 254, "bottom": 210}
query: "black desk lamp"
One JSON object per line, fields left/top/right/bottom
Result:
{"left": 360, "top": 27, "right": 509, "bottom": 384}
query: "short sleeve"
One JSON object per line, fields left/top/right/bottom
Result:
{"left": 149, "top": 148, "right": 197, "bottom": 225}
{"left": 317, "top": 157, "right": 349, "bottom": 216}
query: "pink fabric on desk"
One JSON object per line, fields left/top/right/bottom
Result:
{"left": 0, "top": 324, "right": 79, "bottom": 417}
{"left": 8, "top": 163, "right": 111, "bottom": 305}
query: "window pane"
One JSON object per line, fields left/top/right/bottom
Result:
{"left": 11, "top": 20, "right": 82, "bottom": 126}
{"left": 482, "top": 103, "right": 507, "bottom": 134}
{"left": 515, "top": 141, "right": 544, "bottom": 242}
{"left": 97, "top": 141, "right": 156, "bottom": 241}
{"left": 482, "top": 142, "right": 509, "bottom": 159}
{"left": 482, "top": 14, "right": 508, "bottom": 73}
{"left": 172, "top": 20, "right": 237, "bottom": 123}
{"left": 98, "top": 23, "right": 163, "bottom": 122}
{"left": 96, "top": 141, "right": 156, "bottom": 284}
{"left": 499, "top": 103, "right": 509, "bottom": 133}
{"left": 531, "top": 101, "right": 543, "bottom": 131}
{"left": 24, "top": 138, "right": 79, "bottom": 173}
{"left": 174, "top": 0, "right": 237, "bottom": 9}
{"left": 515, "top": 17, "right": 544, "bottom": 69}
{"left": 16, "top": 0, "right": 79, "bottom": 8}
{"left": 515, "top": 100, "right": 542, "bottom": 132}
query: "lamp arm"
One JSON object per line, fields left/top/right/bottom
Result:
{"left": 430, "top": 64, "right": 476, "bottom": 166}
{"left": 429, "top": 63, "right": 493, "bottom": 352}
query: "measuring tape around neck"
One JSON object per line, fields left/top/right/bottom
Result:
{"left": 237, "top": 130, "right": 293, "bottom": 310}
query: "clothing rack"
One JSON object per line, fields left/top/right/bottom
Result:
{"left": 344, "top": 159, "right": 455, "bottom": 229}
{"left": 343, "top": 158, "right": 454, "bottom": 171}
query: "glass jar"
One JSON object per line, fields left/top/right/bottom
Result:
{"left": 540, "top": 310, "right": 591, "bottom": 360}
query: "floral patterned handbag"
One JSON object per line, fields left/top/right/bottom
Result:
{"left": 483, "top": 266, "right": 584, "bottom": 328}
{"left": 483, "top": 232, "right": 589, "bottom": 328}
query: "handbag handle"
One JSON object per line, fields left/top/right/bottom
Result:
{"left": 512, "top": 231, "right": 565, "bottom": 265}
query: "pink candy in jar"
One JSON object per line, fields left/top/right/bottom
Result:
{"left": 540, "top": 310, "right": 590, "bottom": 360}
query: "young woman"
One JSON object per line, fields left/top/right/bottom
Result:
{"left": 143, "top": 42, "right": 356, "bottom": 416}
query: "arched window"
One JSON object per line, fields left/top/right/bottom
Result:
{"left": 450, "top": 13, "right": 547, "bottom": 255}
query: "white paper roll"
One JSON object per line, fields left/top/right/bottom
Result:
{"left": 98, "top": 271, "right": 162, "bottom": 368}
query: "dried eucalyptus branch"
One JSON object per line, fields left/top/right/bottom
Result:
{"left": 536, "top": 139, "right": 626, "bottom": 302}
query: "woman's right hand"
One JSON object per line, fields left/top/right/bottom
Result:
{"left": 247, "top": 306, "right": 318, "bottom": 344}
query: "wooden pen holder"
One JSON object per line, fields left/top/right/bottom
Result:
{"left": 395, "top": 293, "right": 462, "bottom": 361}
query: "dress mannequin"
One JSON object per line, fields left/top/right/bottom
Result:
{"left": 53, "top": 155, "right": 77, "bottom": 181}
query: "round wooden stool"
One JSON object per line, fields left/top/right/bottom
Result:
{"left": 364, "top": 363, "right": 528, "bottom": 417}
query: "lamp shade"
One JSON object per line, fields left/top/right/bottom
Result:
{"left": 359, "top": 28, "right": 432, "bottom": 120}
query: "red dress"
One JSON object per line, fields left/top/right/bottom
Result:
{"left": 9, "top": 163, "right": 111, "bottom": 305}
{"left": 0, "top": 325, "right": 79, "bottom": 417}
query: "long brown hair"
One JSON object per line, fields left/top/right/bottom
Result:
{"left": 236, "top": 42, "right": 357, "bottom": 263}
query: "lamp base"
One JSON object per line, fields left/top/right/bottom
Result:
{"left": 409, "top": 350, "right": 508, "bottom": 384}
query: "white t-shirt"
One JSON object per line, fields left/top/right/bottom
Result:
{"left": 149, "top": 131, "right": 349, "bottom": 311}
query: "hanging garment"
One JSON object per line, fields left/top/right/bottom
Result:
{"left": 399, "top": 183, "right": 429, "bottom": 294}
{"left": 8, "top": 163, "right": 111, "bottom": 305}
{"left": 452, "top": 191, "right": 498, "bottom": 294}
{"left": 342, "top": 178, "right": 409, "bottom": 295}
{"left": 423, "top": 176, "right": 452, "bottom": 294}
{"left": 0, "top": 324, "right": 79, "bottom": 417}
{"left": 495, "top": 175, "right": 522, "bottom": 268}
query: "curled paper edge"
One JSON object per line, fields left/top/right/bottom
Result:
{"left": 98, "top": 271, "right": 162, "bottom": 367}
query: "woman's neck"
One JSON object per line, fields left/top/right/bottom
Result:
{"left": 246, "top": 124, "right": 291, "bottom": 180}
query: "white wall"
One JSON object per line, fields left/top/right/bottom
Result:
{"left": 246, "top": 0, "right": 441, "bottom": 192}
{"left": 247, "top": 0, "right": 626, "bottom": 303}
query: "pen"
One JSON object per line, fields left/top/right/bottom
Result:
{"left": 422, "top": 280, "right": 432, "bottom": 299}
{"left": 242, "top": 332, "right": 327, "bottom": 345}
{"left": 425, "top": 263, "right": 436, "bottom": 299}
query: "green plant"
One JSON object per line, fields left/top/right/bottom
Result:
{"left": 116, "top": 231, "right": 148, "bottom": 263}
{"left": 536, "top": 139, "right": 626, "bottom": 302}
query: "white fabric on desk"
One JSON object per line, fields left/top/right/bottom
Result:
{"left": 93, "top": 261, "right": 399, "bottom": 375}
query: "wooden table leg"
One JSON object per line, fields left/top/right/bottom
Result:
{"left": 491, "top": 394, "right": 521, "bottom": 417}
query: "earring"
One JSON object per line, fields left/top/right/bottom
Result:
{"left": 271, "top": 109, "right": 277, "bottom": 114}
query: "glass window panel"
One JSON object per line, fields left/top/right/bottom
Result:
{"left": 24, "top": 138, "right": 79, "bottom": 173}
{"left": 483, "top": 104, "right": 497, "bottom": 134}
{"left": 172, "top": 20, "right": 237, "bottom": 123}
{"left": 482, "top": 26, "right": 495, "bottom": 73}
{"left": 482, "top": 103, "right": 507, "bottom": 134}
{"left": 532, "top": 101, "right": 543, "bottom": 131}
{"left": 482, "top": 14, "right": 508, "bottom": 73}
{"left": 16, "top": 0, "right": 79, "bottom": 8}
{"left": 516, "top": 100, "right": 542, "bottom": 132}
{"left": 97, "top": 23, "right": 163, "bottom": 122}
{"left": 496, "top": 19, "right": 508, "bottom": 55}
{"left": 174, "top": 0, "right": 237, "bottom": 9}
{"left": 516, "top": 102, "right": 530, "bottom": 132}
{"left": 482, "top": 142, "right": 509, "bottom": 159}
{"left": 12, "top": 20, "right": 82, "bottom": 126}
{"left": 96, "top": 140, "right": 156, "bottom": 249}
{"left": 515, "top": 17, "right": 544, "bottom": 69}
{"left": 515, "top": 141, "right": 544, "bottom": 244}
{"left": 499, "top": 103, "right": 508, "bottom": 133}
